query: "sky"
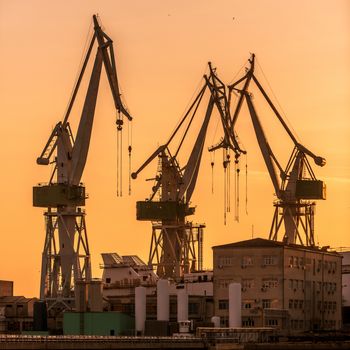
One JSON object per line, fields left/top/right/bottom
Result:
{"left": 0, "top": 0, "right": 349, "bottom": 297}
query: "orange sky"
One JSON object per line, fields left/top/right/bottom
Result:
{"left": 0, "top": 0, "right": 349, "bottom": 297}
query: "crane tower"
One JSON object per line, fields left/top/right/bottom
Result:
{"left": 227, "top": 54, "right": 326, "bottom": 246}
{"left": 33, "top": 16, "right": 132, "bottom": 313}
{"left": 132, "top": 64, "right": 244, "bottom": 280}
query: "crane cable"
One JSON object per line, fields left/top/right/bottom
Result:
{"left": 235, "top": 154, "right": 240, "bottom": 222}
{"left": 116, "top": 112, "right": 124, "bottom": 196}
{"left": 210, "top": 151, "right": 215, "bottom": 194}
{"left": 227, "top": 151, "right": 231, "bottom": 213}
{"left": 245, "top": 153, "right": 248, "bottom": 215}
{"left": 128, "top": 119, "right": 133, "bottom": 195}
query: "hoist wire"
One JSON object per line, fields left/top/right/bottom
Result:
{"left": 210, "top": 151, "right": 215, "bottom": 194}
{"left": 128, "top": 120, "right": 133, "bottom": 195}
{"left": 120, "top": 119, "right": 123, "bottom": 197}
{"left": 227, "top": 152, "right": 231, "bottom": 213}
{"left": 116, "top": 125, "right": 120, "bottom": 196}
{"left": 234, "top": 160, "right": 239, "bottom": 221}
{"left": 236, "top": 163, "right": 240, "bottom": 222}
{"left": 223, "top": 149, "right": 227, "bottom": 225}
{"left": 224, "top": 166, "right": 227, "bottom": 226}
{"left": 245, "top": 154, "right": 248, "bottom": 215}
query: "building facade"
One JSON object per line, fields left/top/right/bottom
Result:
{"left": 213, "top": 238, "right": 342, "bottom": 332}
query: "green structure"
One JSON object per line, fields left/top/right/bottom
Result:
{"left": 63, "top": 312, "right": 134, "bottom": 336}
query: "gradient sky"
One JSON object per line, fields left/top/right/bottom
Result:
{"left": 0, "top": 0, "right": 349, "bottom": 297}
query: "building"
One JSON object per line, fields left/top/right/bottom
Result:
{"left": 340, "top": 250, "right": 350, "bottom": 327}
{"left": 213, "top": 238, "right": 342, "bottom": 332}
{"left": 0, "top": 281, "right": 13, "bottom": 297}
{"left": 0, "top": 296, "right": 38, "bottom": 333}
{"left": 100, "top": 253, "right": 214, "bottom": 332}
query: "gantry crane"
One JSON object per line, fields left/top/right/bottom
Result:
{"left": 33, "top": 15, "right": 132, "bottom": 312}
{"left": 132, "top": 64, "right": 244, "bottom": 280}
{"left": 226, "top": 54, "right": 326, "bottom": 246}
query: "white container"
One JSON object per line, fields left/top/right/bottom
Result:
{"left": 211, "top": 316, "right": 220, "bottom": 328}
{"left": 177, "top": 289, "right": 188, "bottom": 322}
{"left": 135, "top": 286, "right": 146, "bottom": 334}
{"left": 157, "top": 279, "right": 169, "bottom": 321}
{"left": 229, "top": 282, "right": 241, "bottom": 328}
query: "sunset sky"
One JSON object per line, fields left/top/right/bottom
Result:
{"left": 0, "top": 0, "right": 349, "bottom": 297}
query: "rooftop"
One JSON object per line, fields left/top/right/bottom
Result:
{"left": 212, "top": 237, "right": 340, "bottom": 255}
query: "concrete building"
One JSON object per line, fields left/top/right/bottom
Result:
{"left": 213, "top": 238, "right": 342, "bottom": 332}
{"left": 340, "top": 250, "right": 350, "bottom": 327}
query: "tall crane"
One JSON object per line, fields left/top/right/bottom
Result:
{"left": 33, "top": 15, "right": 132, "bottom": 313}
{"left": 132, "top": 64, "right": 244, "bottom": 280}
{"left": 227, "top": 54, "right": 326, "bottom": 246}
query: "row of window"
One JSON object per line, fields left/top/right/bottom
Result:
{"left": 217, "top": 255, "right": 338, "bottom": 272}
{"left": 288, "top": 299, "right": 304, "bottom": 310}
{"left": 318, "top": 281, "right": 337, "bottom": 293}
{"left": 317, "top": 301, "right": 337, "bottom": 311}
{"left": 265, "top": 319, "right": 278, "bottom": 326}
{"left": 290, "top": 319, "right": 304, "bottom": 330}
{"left": 218, "top": 298, "right": 272, "bottom": 310}
{"left": 288, "top": 279, "right": 304, "bottom": 290}
{"left": 219, "top": 278, "right": 279, "bottom": 291}
{"left": 217, "top": 255, "right": 277, "bottom": 268}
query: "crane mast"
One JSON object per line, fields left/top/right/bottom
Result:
{"left": 228, "top": 54, "right": 326, "bottom": 246}
{"left": 33, "top": 15, "right": 132, "bottom": 314}
{"left": 132, "top": 64, "right": 244, "bottom": 280}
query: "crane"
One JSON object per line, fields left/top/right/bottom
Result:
{"left": 33, "top": 15, "right": 132, "bottom": 313}
{"left": 227, "top": 54, "right": 326, "bottom": 246}
{"left": 132, "top": 63, "right": 244, "bottom": 280}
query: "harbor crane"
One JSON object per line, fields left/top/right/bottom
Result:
{"left": 33, "top": 15, "right": 132, "bottom": 313}
{"left": 132, "top": 64, "right": 245, "bottom": 280}
{"left": 227, "top": 54, "right": 326, "bottom": 246}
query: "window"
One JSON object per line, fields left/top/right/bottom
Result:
{"left": 218, "top": 279, "right": 232, "bottom": 289}
{"left": 218, "top": 299, "right": 229, "bottom": 310}
{"left": 317, "top": 260, "right": 322, "bottom": 271}
{"left": 262, "top": 299, "right": 271, "bottom": 309}
{"left": 219, "top": 256, "right": 233, "bottom": 266}
{"left": 241, "top": 256, "right": 253, "bottom": 267}
{"left": 263, "top": 255, "right": 276, "bottom": 266}
{"left": 266, "top": 319, "right": 278, "bottom": 326}
{"left": 242, "top": 279, "right": 254, "bottom": 289}
{"left": 242, "top": 301, "right": 252, "bottom": 309}
{"left": 262, "top": 279, "right": 278, "bottom": 289}
{"left": 106, "top": 277, "right": 111, "bottom": 283}
{"left": 242, "top": 318, "right": 255, "bottom": 327}
{"left": 289, "top": 279, "right": 293, "bottom": 289}
{"left": 220, "top": 316, "right": 229, "bottom": 327}
{"left": 189, "top": 302, "right": 199, "bottom": 314}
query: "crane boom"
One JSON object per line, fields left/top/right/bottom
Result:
{"left": 244, "top": 92, "right": 281, "bottom": 196}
